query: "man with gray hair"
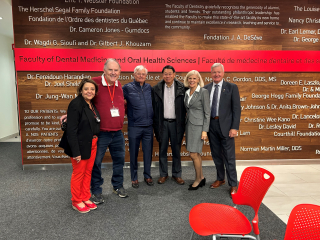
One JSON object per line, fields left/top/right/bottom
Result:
{"left": 123, "top": 65, "right": 154, "bottom": 188}
{"left": 204, "top": 63, "right": 241, "bottom": 196}
{"left": 90, "top": 58, "right": 128, "bottom": 202}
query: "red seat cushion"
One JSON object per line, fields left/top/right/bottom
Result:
{"left": 189, "top": 203, "right": 252, "bottom": 236}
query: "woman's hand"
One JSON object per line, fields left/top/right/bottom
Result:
{"left": 201, "top": 131, "right": 207, "bottom": 140}
{"left": 74, "top": 156, "right": 81, "bottom": 163}
{"left": 60, "top": 114, "right": 67, "bottom": 124}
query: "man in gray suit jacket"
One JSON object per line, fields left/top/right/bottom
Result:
{"left": 203, "top": 63, "right": 241, "bottom": 196}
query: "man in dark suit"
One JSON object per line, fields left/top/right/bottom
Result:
{"left": 204, "top": 63, "right": 241, "bottom": 195}
{"left": 152, "top": 65, "right": 186, "bottom": 185}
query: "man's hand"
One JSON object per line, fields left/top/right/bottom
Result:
{"left": 60, "top": 114, "right": 67, "bottom": 124}
{"left": 229, "top": 129, "right": 238, "bottom": 138}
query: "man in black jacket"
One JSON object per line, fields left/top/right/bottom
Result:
{"left": 152, "top": 65, "right": 186, "bottom": 185}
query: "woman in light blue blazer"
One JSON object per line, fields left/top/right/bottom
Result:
{"left": 184, "top": 70, "right": 211, "bottom": 190}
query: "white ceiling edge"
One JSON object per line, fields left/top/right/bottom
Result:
{"left": 0, "top": 0, "right": 13, "bottom": 38}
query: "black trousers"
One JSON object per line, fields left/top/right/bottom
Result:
{"left": 159, "top": 120, "right": 182, "bottom": 178}
{"left": 208, "top": 118, "right": 237, "bottom": 187}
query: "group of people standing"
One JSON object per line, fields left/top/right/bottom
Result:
{"left": 59, "top": 59, "right": 241, "bottom": 213}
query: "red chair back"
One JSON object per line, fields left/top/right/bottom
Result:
{"left": 284, "top": 204, "right": 320, "bottom": 240}
{"left": 232, "top": 167, "right": 275, "bottom": 213}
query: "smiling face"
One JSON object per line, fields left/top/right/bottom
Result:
{"left": 134, "top": 69, "right": 147, "bottom": 86}
{"left": 103, "top": 60, "right": 120, "bottom": 85}
{"left": 211, "top": 66, "right": 224, "bottom": 84}
{"left": 163, "top": 68, "right": 175, "bottom": 86}
{"left": 188, "top": 74, "right": 200, "bottom": 89}
{"left": 81, "top": 82, "right": 96, "bottom": 102}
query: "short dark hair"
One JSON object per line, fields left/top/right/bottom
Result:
{"left": 162, "top": 65, "right": 175, "bottom": 73}
{"left": 77, "top": 78, "right": 99, "bottom": 96}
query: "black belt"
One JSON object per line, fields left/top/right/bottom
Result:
{"left": 164, "top": 119, "right": 176, "bottom": 122}
{"left": 211, "top": 116, "right": 219, "bottom": 120}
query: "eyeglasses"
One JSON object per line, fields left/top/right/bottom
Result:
{"left": 136, "top": 73, "right": 147, "bottom": 76}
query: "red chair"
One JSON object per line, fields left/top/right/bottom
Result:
{"left": 189, "top": 167, "right": 274, "bottom": 240}
{"left": 284, "top": 204, "right": 320, "bottom": 240}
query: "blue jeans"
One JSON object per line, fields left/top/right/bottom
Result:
{"left": 91, "top": 130, "right": 125, "bottom": 194}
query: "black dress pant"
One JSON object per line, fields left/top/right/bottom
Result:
{"left": 159, "top": 120, "right": 182, "bottom": 178}
{"left": 208, "top": 118, "right": 237, "bottom": 187}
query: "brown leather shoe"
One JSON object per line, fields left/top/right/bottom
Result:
{"left": 210, "top": 180, "right": 226, "bottom": 189}
{"left": 230, "top": 186, "right": 238, "bottom": 195}
{"left": 171, "top": 176, "right": 185, "bottom": 185}
{"left": 144, "top": 178, "right": 154, "bottom": 186}
{"left": 131, "top": 180, "right": 139, "bottom": 188}
{"left": 157, "top": 176, "right": 168, "bottom": 184}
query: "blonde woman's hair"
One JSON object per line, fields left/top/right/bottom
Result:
{"left": 184, "top": 70, "right": 204, "bottom": 88}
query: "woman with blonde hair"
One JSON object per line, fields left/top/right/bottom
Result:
{"left": 184, "top": 70, "right": 210, "bottom": 190}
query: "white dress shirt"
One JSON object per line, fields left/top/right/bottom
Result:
{"left": 163, "top": 82, "right": 176, "bottom": 119}
{"left": 186, "top": 85, "right": 200, "bottom": 105}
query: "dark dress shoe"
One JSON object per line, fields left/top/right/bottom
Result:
{"left": 171, "top": 176, "right": 185, "bottom": 185}
{"left": 188, "top": 182, "right": 201, "bottom": 190}
{"left": 132, "top": 180, "right": 139, "bottom": 188}
{"left": 144, "top": 178, "right": 154, "bottom": 186}
{"left": 230, "top": 186, "right": 238, "bottom": 195}
{"left": 189, "top": 178, "right": 206, "bottom": 189}
{"left": 199, "top": 178, "right": 206, "bottom": 187}
{"left": 157, "top": 176, "right": 168, "bottom": 184}
{"left": 210, "top": 180, "right": 226, "bottom": 189}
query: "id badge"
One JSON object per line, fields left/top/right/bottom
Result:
{"left": 110, "top": 107, "right": 120, "bottom": 117}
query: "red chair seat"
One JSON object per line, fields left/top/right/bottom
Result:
{"left": 189, "top": 203, "right": 252, "bottom": 236}
{"left": 284, "top": 204, "right": 320, "bottom": 240}
{"left": 189, "top": 167, "right": 275, "bottom": 239}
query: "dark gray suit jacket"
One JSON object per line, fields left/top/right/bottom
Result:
{"left": 204, "top": 81, "right": 241, "bottom": 137}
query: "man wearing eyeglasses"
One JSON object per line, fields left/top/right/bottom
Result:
{"left": 123, "top": 65, "right": 154, "bottom": 188}
{"left": 152, "top": 65, "right": 187, "bottom": 185}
